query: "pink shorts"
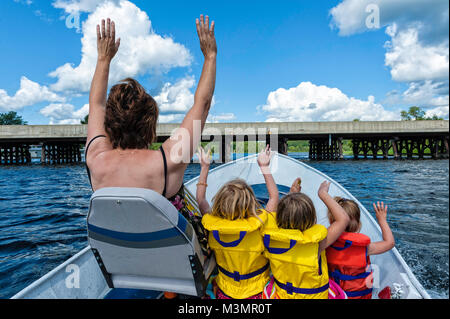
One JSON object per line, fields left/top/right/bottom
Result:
{"left": 216, "top": 287, "right": 262, "bottom": 299}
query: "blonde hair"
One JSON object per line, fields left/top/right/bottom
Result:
{"left": 276, "top": 193, "right": 317, "bottom": 232}
{"left": 211, "top": 179, "right": 263, "bottom": 221}
{"left": 328, "top": 197, "right": 361, "bottom": 232}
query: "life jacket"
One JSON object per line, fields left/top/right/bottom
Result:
{"left": 201, "top": 211, "right": 270, "bottom": 299}
{"left": 262, "top": 213, "right": 329, "bottom": 299}
{"left": 326, "top": 232, "right": 373, "bottom": 299}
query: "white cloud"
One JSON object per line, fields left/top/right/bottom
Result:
{"left": 0, "top": 76, "right": 65, "bottom": 111}
{"left": 329, "top": 0, "right": 448, "bottom": 38}
{"left": 425, "top": 106, "right": 449, "bottom": 120}
{"left": 385, "top": 24, "right": 449, "bottom": 83}
{"left": 40, "top": 103, "right": 89, "bottom": 124}
{"left": 154, "top": 76, "right": 195, "bottom": 114}
{"left": 330, "top": 0, "right": 449, "bottom": 112}
{"left": 52, "top": 0, "right": 119, "bottom": 14}
{"left": 49, "top": 0, "right": 192, "bottom": 94}
{"left": 261, "top": 81, "right": 398, "bottom": 122}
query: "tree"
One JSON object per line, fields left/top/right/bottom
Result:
{"left": 80, "top": 115, "right": 88, "bottom": 124}
{"left": 0, "top": 111, "right": 28, "bottom": 125}
{"left": 400, "top": 106, "right": 443, "bottom": 121}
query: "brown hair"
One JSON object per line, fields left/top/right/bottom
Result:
{"left": 276, "top": 193, "right": 317, "bottom": 232}
{"left": 104, "top": 78, "right": 159, "bottom": 149}
{"left": 328, "top": 197, "right": 361, "bottom": 232}
{"left": 211, "top": 179, "right": 263, "bottom": 221}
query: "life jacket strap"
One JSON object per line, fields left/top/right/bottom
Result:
{"left": 330, "top": 240, "right": 353, "bottom": 251}
{"left": 218, "top": 262, "right": 270, "bottom": 282}
{"left": 329, "top": 269, "right": 372, "bottom": 282}
{"left": 263, "top": 235, "right": 296, "bottom": 254}
{"left": 212, "top": 230, "right": 247, "bottom": 247}
{"left": 345, "top": 288, "right": 373, "bottom": 298}
{"left": 273, "top": 277, "right": 329, "bottom": 295}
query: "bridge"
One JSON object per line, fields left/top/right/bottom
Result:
{"left": 0, "top": 120, "right": 448, "bottom": 164}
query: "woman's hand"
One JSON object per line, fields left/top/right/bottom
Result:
{"left": 318, "top": 181, "right": 331, "bottom": 200}
{"left": 97, "top": 18, "right": 120, "bottom": 62}
{"left": 196, "top": 14, "right": 217, "bottom": 59}
{"left": 373, "top": 201, "right": 388, "bottom": 222}
{"left": 198, "top": 146, "right": 211, "bottom": 168}
{"left": 289, "top": 177, "right": 302, "bottom": 193}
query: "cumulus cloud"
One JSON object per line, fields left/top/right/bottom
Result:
{"left": 384, "top": 24, "right": 449, "bottom": 83}
{"left": 154, "top": 76, "right": 195, "bottom": 114}
{"left": 260, "top": 82, "right": 398, "bottom": 122}
{"left": 40, "top": 103, "right": 89, "bottom": 124}
{"left": 329, "top": 0, "right": 448, "bottom": 39}
{"left": 52, "top": 0, "right": 119, "bottom": 13}
{"left": 0, "top": 0, "right": 195, "bottom": 124}
{"left": 49, "top": 0, "right": 192, "bottom": 94}
{"left": 330, "top": 0, "right": 449, "bottom": 112}
{"left": 0, "top": 76, "right": 65, "bottom": 111}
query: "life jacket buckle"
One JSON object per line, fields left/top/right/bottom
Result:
{"left": 286, "top": 282, "right": 294, "bottom": 295}
{"left": 233, "top": 271, "right": 241, "bottom": 282}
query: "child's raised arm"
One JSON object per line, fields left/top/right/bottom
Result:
{"left": 195, "top": 146, "right": 212, "bottom": 215}
{"left": 367, "top": 202, "right": 395, "bottom": 255}
{"left": 318, "top": 181, "right": 350, "bottom": 252}
{"left": 257, "top": 145, "right": 279, "bottom": 212}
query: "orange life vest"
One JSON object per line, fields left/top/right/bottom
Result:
{"left": 326, "top": 232, "right": 373, "bottom": 299}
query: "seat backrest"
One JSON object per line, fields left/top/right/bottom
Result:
{"left": 87, "top": 187, "right": 214, "bottom": 296}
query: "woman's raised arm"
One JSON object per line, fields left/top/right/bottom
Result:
{"left": 86, "top": 18, "right": 120, "bottom": 152}
{"left": 163, "top": 14, "right": 217, "bottom": 167}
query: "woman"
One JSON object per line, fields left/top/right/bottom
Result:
{"left": 85, "top": 15, "right": 217, "bottom": 208}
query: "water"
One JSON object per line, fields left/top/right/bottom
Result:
{"left": 0, "top": 153, "right": 448, "bottom": 299}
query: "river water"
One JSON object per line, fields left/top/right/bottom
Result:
{"left": 0, "top": 153, "right": 448, "bottom": 299}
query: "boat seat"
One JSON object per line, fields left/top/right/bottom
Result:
{"left": 87, "top": 187, "right": 216, "bottom": 297}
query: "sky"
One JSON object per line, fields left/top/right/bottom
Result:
{"left": 0, "top": 0, "right": 448, "bottom": 124}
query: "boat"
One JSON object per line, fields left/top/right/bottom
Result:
{"left": 11, "top": 153, "right": 431, "bottom": 299}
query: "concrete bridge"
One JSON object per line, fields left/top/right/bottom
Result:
{"left": 0, "top": 120, "right": 448, "bottom": 164}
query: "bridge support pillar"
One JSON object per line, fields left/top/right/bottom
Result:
{"left": 309, "top": 137, "right": 341, "bottom": 160}
{"left": 0, "top": 143, "right": 31, "bottom": 165}
{"left": 278, "top": 137, "right": 288, "bottom": 155}
{"left": 41, "top": 142, "right": 82, "bottom": 165}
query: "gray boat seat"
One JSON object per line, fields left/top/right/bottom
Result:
{"left": 87, "top": 187, "right": 216, "bottom": 297}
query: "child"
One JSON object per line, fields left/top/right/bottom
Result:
{"left": 326, "top": 198, "right": 395, "bottom": 299}
{"left": 262, "top": 179, "right": 350, "bottom": 299}
{"left": 196, "top": 145, "right": 279, "bottom": 299}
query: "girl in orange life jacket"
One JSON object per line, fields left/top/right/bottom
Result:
{"left": 196, "top": 145, "right": 279, "bottom": 299}
{"left": 262, "top": 180, "right": 350, "bottom": 299}
{"left": 326, "top": 198, "right": 395, "bottom": 299}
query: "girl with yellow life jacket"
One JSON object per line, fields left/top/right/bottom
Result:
{"left": 262, "top": 180, "right": 350, "bottom": 299}
{"left": 196, "top": 145, "right": 279, "bottom": 299}
{"left": 326, "top": 198, "right": 395, "bottom": 299}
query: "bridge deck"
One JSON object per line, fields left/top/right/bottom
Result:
{"left": 0, "top": 121, "right": 448, "bottom": 143}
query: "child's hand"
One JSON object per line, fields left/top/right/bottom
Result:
{"left": 197, "top": 146, "right": 211, "bottom": 168}
{"left": 318, "top": 181, "right": 331, "bottom": 200}
{"left": 257, "top": 145, "right": 272, "bottom": 170}
{"left": 373, "top": 201, "right": 388, "bottom": 222}
{"left": 289, "top": 177, "right": 302, "bottom": 193}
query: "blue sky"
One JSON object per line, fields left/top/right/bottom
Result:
{"left": 0, "top": 0, "right": 448, "bottom": 124}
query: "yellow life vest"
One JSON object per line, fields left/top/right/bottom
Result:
{"left": 262, "top": 213, "right": 329, "bottom": 299}
{"left": 201, "top": 211, "right": 270, "bottom": 299}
